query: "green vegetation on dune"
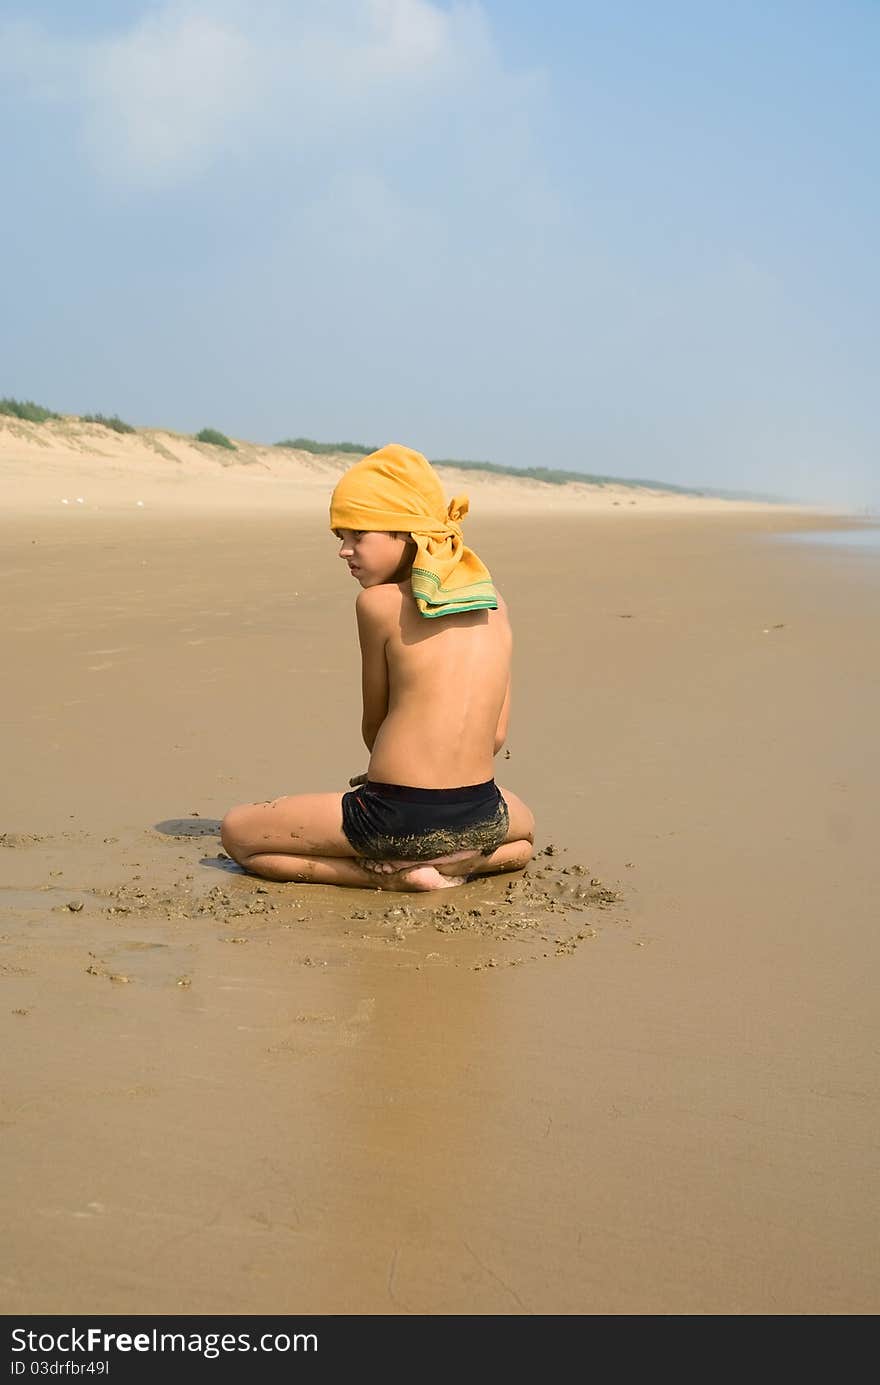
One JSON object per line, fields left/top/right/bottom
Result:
{"left": 4, "top": 404, "right": 781, "bottom": 498}
{"left": 271, "top": 439, "right": 694, "bottom": 493}
{"left": 80, "top": 413, "right": 136, "bottom": 434}
{"left": 196, "top": 427, "right": 236, "bottom": 451}
{"left": 429, "top": 458, "right": 698, "bottom": 494}
{"left": 274, "top": 437, "right": 375, "bottom": 455}
{"left": 271, "top": 437, "right": 706, "bottom": 495}
{"left": 0, "top": 397, "right": 61, "bottom": 423}
{"left": 1, "top": 399, "right": 133, "bottom": 432}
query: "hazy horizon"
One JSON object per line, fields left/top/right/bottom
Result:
{"left": 2, "top": 2, "right": 877, "bottom": 511}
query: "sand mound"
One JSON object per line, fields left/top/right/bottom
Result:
{"left": 0, "top": 415, "right": 786, "bottom": 516}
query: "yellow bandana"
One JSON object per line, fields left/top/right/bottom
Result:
{"left": 329, "top": 444, "right": 498, "bottom": 619}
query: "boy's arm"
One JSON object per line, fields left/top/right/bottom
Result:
{"left": 493, "top": 592, "right": 511, "bottom": 755}
{"left": 494, "top": 676, "right": 511, "bottom": 755}
{"left": 355, "top": 587, "right": 391, "bottom": 752}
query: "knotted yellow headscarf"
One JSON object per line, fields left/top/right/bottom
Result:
{"left": 329, "top": 444, "right": 497, "bottom": 619}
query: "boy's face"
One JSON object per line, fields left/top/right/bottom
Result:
{"left": 333, "top": 529, "right": 415, "bottom": 587}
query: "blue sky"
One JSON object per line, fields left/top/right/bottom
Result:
{"left": 1, "top": 1, "right": 877, "bottom": 507}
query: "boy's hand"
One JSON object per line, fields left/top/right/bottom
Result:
{"left": 348, "top": 772, "right": 368, "bottom": 788}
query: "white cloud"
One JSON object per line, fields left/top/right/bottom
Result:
{"left": 1, "top": 1, "right": 507, "bottom": 186}
{"left": 83, "top": 10, "right": 261, "bottom": 179}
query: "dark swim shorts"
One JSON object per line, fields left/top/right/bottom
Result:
{"left": 341, "top": 779, "right": 509, "bottom": 862}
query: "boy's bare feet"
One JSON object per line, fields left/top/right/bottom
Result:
{"left": 355, "top": 849, "right": 482, "bottom": 890}
{"left": 391, "top": 865, "right": 468, "bottom": 891}
{"left": 357, "top": 848, "right": 479, "bottom": 876}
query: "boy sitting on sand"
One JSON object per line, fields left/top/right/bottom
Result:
{"left": 221, "top": 444, "right": 534, "bottom": 891}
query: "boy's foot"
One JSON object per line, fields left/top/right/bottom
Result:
{"left": 355, "top": 855, "right": 474, "bottom": 891}
{"left": 394, "top": 865, "right": 467, "bottom": 891}
{"left": 357, "top": 848, "right": 479, "bottom": 876}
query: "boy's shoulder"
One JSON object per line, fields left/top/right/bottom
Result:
{"left": 355, "top": 582, "right": 405, "bottom": 614}
{"left": 357, "top": 582, "right": 508, "bottom": 627}
{"left": 355, "top": 582, "right": 406, "bottom": 633}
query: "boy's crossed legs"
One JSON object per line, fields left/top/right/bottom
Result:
{"left": 220, "top": 789, "right": 534, "bottom": 892}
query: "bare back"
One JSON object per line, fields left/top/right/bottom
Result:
{"left": 366, "top": 584, "right": 512, "bottom": 789}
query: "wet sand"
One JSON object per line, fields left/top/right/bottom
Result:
{"left": 2, "top": 503, "right": 879, "bottom": 1314}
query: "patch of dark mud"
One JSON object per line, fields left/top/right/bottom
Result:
{"left": 81, "top": 934, "right": 196, "bottom": 989}
{"left": 338, "top": 844, "right": 626, "bottom": 969}
{"left": 95, "top": 878, "right": 277, "bottom": 925}
{"left": 199, "top": 851, "right": 244, "bottom": 874}
{"left": 84, "top": 843, "right": 626, "bottom": 973}
{"left": 0, "top": 886, "right": 105, "bottom": 916}
{"left": 154, "top": 818, "right": 223, "bottom": 839}
{"left": 0, "top": 828, "right": 95, "bottom": 853}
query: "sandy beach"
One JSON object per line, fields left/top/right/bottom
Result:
{"left": 2, "top": 425, "right": 878, "bottom": 1314}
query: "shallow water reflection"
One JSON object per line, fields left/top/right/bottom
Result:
{"left": 777, "top": 526, "right": 880, "bottom": 553}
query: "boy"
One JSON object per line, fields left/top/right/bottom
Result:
{"left": 221, "top": 444, "right": 534, "bottom": 891}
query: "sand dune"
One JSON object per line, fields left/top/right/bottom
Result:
{"left": 1, "top": 415, "right": 798, "bottom": 516}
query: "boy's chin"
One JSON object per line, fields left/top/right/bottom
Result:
{"left": 357, "top": 571, "right": 406, "bottom": 588}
